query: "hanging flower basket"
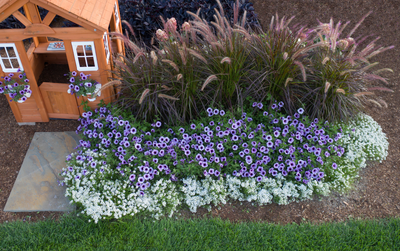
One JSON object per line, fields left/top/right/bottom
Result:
{"left": 0, "top": 70, "right": 31, "bottom": 103}
{"left": 66, "top": 71, "right": 101, "bottom": 101}
{"left": 86, "top": 83, "right": 102, "bottom": 102}
{"left": 17, "top": 86, "right": 31, "bottom": 103}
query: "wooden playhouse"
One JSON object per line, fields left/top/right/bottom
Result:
{"left": 0, "top": 0, "right": 125, "bottom": 123}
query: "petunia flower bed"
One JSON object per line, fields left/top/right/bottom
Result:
{"left": 60, "top": 100, "right": 388, "bottom": 223}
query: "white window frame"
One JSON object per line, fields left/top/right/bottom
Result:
{"left": 71, "top": 41, "right": 98, "bottom": 71}
{"left": 114, "top": 2, "right": 120, "bottom": 26}
{"left": 0, "top": 43, "right": 23, "bottom": 73}
{"left": 103, "top": 32, "right": 110, "bottom": 64}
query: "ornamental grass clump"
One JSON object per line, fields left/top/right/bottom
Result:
{"left": 155, "top": 17, "right": 211, "bottom": 123}
{"left": 111, "top": 25, "right": 181, "bottom": 125}
{"left": 186, "top": 0, "right": 254, "bottom": 109}
{"left": 297, "top": 11, "right": 395, "bottom": 123}
{"left": 246, "top": 13, "right": 323, "bottom": 114}
{"left": 112, "top": 18, "right": 213, "bottom": 125}
{"left": 112, "top": 1, "right": 394, "bottom": 126}
{"left": 112, "top": 0, "right": 255, "bottom": 125}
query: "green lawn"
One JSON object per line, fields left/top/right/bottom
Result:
{"left": 1, "top": 215, "right": 399, "bottom": 250}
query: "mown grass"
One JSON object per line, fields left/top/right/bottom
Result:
{"left": 0, "top": 214, "right": 399, "bottom": 250}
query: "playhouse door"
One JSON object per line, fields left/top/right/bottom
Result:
{"left": 39, "top": 82, "right": 80, "bottom": 119}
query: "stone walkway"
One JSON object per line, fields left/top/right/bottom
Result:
{"left": 4, "top": 132, "right": 79, "bottom": 212}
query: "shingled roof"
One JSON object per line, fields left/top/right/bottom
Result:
{"left": 0, "top": 0, "right": 115, "bottom": 32}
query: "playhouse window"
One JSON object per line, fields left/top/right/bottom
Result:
{"left": 71, "top": 41, "right": 98, "bottom": 71}
{"left": 103, "top": 32, "right": 110, "bottom": 64}
{"left": 0, "top": 43, "right": 23, "bottom": 73}
{"left": 114, "top": 2, "right": 120, "bottom": 26}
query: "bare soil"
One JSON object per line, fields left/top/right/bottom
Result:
{"left": 1, "top": 0, "right": 400, "bottom": 224}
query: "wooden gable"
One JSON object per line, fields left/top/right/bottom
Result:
{"left": 0, "top": 0, "right": 116, "bottom": 33}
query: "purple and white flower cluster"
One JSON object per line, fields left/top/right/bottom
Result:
{"left": 61, "top": 103, "right": 388, "bottom": 222}
{"left": 66, "top": 71, "right": 99, "bottom": 98}
{"left": 0, "top": 69, "right": 31, "bottom": 103}
{"left": 67, "top": 102, "right": 346, "bottom": 197}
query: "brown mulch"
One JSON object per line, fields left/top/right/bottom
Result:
{"left": 1, "top": 0, "right": 400, "bottom": 224}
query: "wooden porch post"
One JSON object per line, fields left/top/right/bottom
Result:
{"left": 14, "top": 40, "right": 49, "bottom": 122}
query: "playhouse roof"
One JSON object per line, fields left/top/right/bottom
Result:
{"left": 0, "top": 0, "right": 115, "bottom": 31}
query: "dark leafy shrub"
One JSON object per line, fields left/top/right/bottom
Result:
{"left": 118, "top": 0, "right": 260, "bottom": 48}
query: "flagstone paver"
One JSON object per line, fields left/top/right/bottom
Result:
{"left": 4, "top": 132, "right": 80, "bottom": 212}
